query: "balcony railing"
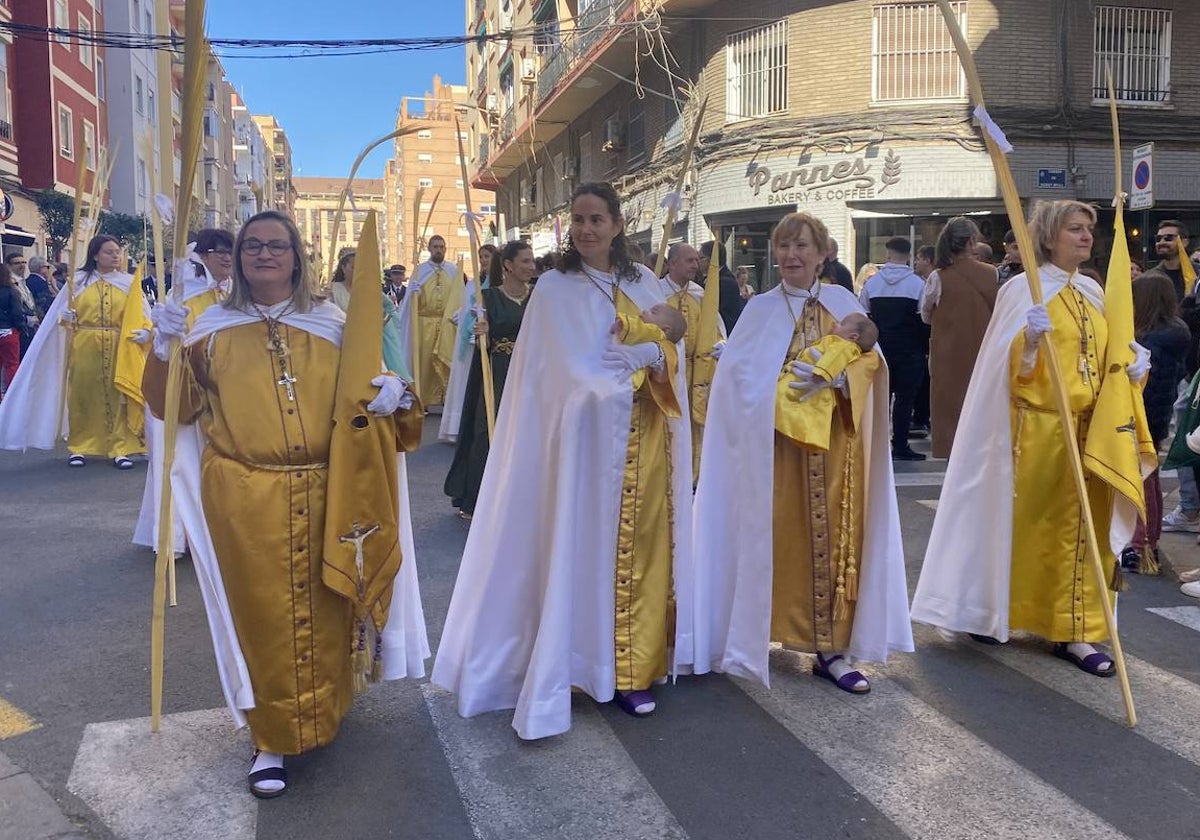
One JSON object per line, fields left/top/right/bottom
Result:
{"left": 536, "top": 0, "right": 628, "bottom": 105}
{"left": 479, "top": 135, "right": 489, "bottom": 166}
{"left": 502, "top": 109, "right": 515, "bottom": 142}
{"left": 0, "top": 120, "right": 12, "bottom": 142}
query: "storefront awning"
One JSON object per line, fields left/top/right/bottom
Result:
{"left": 1, "top": 224, "right": 37, "bottom": 248}
{"left": 847, "top": 198, "right": 1008, "bottom": 217}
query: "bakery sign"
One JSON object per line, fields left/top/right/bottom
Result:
{"left": 747, "top": 148, "right": 902, "bottom": 205}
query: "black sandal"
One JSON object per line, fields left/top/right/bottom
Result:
{"left": 248, "top": 752, "right": 288, "bottom": 799}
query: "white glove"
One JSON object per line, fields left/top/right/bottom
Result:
{"left": 1187, "top": 426, "right": 1200, "bottom": 456}
{"left": 1126, "top": 340, "right": 1151, "bottom": 384}
{"left": 789, "top": 350, "right": 839, "bottom": 401}
{"left": 602, "top": 341, "right": 663, "bottom": 380}
{"left": 60, "top": 309, "right": 76, "bottom": 324}
{"left": 1025, "top": 304, "right": 1052, "bottom": 345}
{"left": 366, "top": 374, "right": 409, "bottom": 416}
{"left": 150, "top": 300, "right": 190, "bottom": 361}
{"left": 128, "top": 328, "right": 152, "bottom": 345}
{"left": 710, "top": 340, "right": 726, "bottom": 360}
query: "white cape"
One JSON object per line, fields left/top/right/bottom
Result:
{"left": 431, "top": 264, "right": 698, "bottom": 740}
{"left": 168, "top": 302, "right": 429, "bottom": 727}
{"left": 0, "top": 271, "right": 136, "bottom": 451}
{"left": 438, "top": 279, "right": 476, "bottom": 443}
{"left": 693, "top": 283, "right": 913, "bottom": 686}
{"left": 910, "top": 267, "right": 1117, "bottom": 640}
{"left": 134, "top": 271, "right": 230, "bottom": 552}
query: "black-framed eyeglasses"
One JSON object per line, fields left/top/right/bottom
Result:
{"left": 1156, "top": 234, "right": 1178, "bottom": 242}
{"left": 201, "top": 247, "right": 233, "bottom": 256}
{"left": 240, "top": 239, "right": 292, "bottom": 256}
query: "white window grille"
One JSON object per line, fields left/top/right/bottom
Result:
{"left": 725, "top": 19, "right": 788, "bottom": 122}
{"left": 872, "top": 2, "right": 967, "bottom": 103}
{"left": 1093, "top": 6, "right": 1172, "bottom": 104}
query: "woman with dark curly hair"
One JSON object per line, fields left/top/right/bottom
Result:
{"left": 434, "top": 182, "right": 699, "bottom": 738}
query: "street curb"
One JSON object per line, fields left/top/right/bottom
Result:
{"left": 0, "top": 749, "right": 90, "bottom": 840}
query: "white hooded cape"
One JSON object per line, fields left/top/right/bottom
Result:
{"left": 134, "top": 263, "right": 230, "bottom": 552}
{"left": 438, "top": 279, "right": 476, "bottom": 443}
{"left": 693, "top": 283, "right": 913, "bottom": 686}
{"left": 909, "top": 267, "right": 1121, "bottom": 640}
{"left": 396, "top": 260, "right": 458, "bottom": 382}
{"left": 0, "top": 271, "right": 137, "bottom": 451}
{"left": 168, "top": 300, "right": 429, "bottom": 727}
{"left": 431, "top": 265, "right": 699, "bottom": 740}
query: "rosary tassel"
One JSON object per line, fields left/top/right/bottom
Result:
{"left": 1138, "top": 546, "right": 1161, "bottom": 577}
{"left": 352, "top": 621, "right": 370, "bottom": 695}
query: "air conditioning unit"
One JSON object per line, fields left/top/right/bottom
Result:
{"left": 562, "top": 156, "right": 578, "bottom": 179}
{"left": 520, "top": 58, "right": 537, "bottom": 84}
{"left": 486, "top": 93, "right": 498, "bottom": 110}
{"left": 601, "top": 118, "right": 624, "bottom": 152}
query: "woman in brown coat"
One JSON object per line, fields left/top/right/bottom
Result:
{"left": 919, "top": 217, "right": 998, "bottom": 458}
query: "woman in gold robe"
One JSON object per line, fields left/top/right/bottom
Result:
{"left": 694, "top": 212, "right": 913, "bottom": 694}
{"left": 145, "top": 211, "right": 421, "bottom": 797}
{"left": 64, "top": 235, "right": 147, "bottom": 468}
{"left": 432, "top": 182, "right": 697, "bottom": 739}
{"left": 913, "top": 201, "right": 1150, "bottom": 677}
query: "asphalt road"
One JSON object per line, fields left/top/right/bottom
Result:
{"left": 1, "top": 419, "right": 1199, "bottom": 840}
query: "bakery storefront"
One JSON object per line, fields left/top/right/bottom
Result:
{"left": 694, "top": 142, "right": 1002, "bottom": 290}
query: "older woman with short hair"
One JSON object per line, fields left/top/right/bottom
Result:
{"left": 914, "top": 200, "right": 1151, "bottom": 678}
{"left": 694, "top": 211, "right": 913, "bottom": 695}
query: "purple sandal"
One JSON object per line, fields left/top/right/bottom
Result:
{"left": 812, "top": 653, "right": 871, "bottom": 694}
{"left": 1053, "top": 643, "right": 1115, "bottom": 678}
{"left": 614, "top": 689, "right": 657, "bottom": 716}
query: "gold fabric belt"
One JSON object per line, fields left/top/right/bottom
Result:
{"left": 1014, "top": 399, "right": 1091, "bottom": 420}
{"left": 69, "top": 324, "right": 120, "bottom": 332}
{"left": 245, "top": 460, "right": 328, "bottom": 473}
{"left": 490, "top": 338, "right": 515, "bottom": 355}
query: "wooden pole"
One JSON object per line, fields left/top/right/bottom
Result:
{"left": 454, "top": 116, "right": 496, "bottom": 439}
{"left": 55, "top": 125, "right": 92, "bottom": 444}
{"left": 934, "top": 0, "right": 1135, "bottom": 727}
{"left": 152, "top": 0, "right": 207, "bottom": 733}
{"left": 652, "top": 97, "right": 708, "bottom": 279}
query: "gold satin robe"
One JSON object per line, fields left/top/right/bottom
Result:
{"left": 412, "top": 264, "right": 454, "bottom": 405}
{"left": 771, "top": 305, "right": 879, "bottom": 653}
{"left": 1008, "top": 285, "right": 1115, "bottom": 643}
{"left": 145, "top": 321, "right": 419, "bottom": 755}
{"left": 664, "top": 285, "right": 707, "bottom": 477}
{"left": 613, "top": 291, "right": 682, "bottom": 691}
{"left": 67, "top": 278, "right": 145, "bottom": 458}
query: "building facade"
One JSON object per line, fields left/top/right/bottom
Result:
{"left": 384, "top": 75, "right": 495, "bottom": 268}
{"left": 469, "top": 0, "right": 1200, "bottom": 285}
{"left": 231, "top": 91, "right": 268, "bottom": 224}
{"left": 105, "top": 0, "right": 160, "bottom": 219}
{"left": 11, "top": 0, "right": 108, "bottom": 256}
{"left": 293, "top": 176, "right": 387, "bottom": 274}
{"left": 254, "top": 114, "right": 295, "bottom": 217}
{"left": 201, "top": 57, "right": 236, "bottom": 230}
{"left": 0, "top": 0, "right": 39, "bottom": 253}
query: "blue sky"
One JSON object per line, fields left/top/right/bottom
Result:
{"left": 207, "top": 0, "right": 466, "bottom": 179}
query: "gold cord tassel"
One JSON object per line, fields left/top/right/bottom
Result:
{"left": 833, "top": 435, "right": 858, "bottom": 620}
{"left": 1110, "top": 559, "right": 1128, "bottom": 593}
{"left": 1138, "top": 546, "right": 1161, "bottom": 577}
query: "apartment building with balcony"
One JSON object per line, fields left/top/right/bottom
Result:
{"left": 0, "top": 0, "right": 39, "bottom": 251}
{"left": 201, "top": 57, "right": 235, "bottom": 230}
{"left": 10, "top": 0, "right": 108, "bottom": 253}
{"left": 104, "top": 0, "right": 162, "bottom": 219}
{"left": 293, "top": 176, "right": 387, "bottom": 271}
{"left": 231, "top": 91, "right": 268, "bottom": 224}
{"left": 384, "top": 75, "right": 496, "bottom": 267}
{"left": 468, "top": 0, "right": 1200, "bottom": 286}
{"left": 254, "top": 114, "right": 295, "bottom": 217}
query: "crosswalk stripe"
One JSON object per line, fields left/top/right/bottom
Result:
{"left": 971, "top": 635, "right": 1200, "bottom": 767}
{"left": 737, "top": 650, "right": 1129, "bottom": 840}
{"left": 1146, "top": 605, "right": 1200, "bottom": 634}
{"left": 0, "top": 695, "right": 40, "bottom": 740}
{"left": 421, "top": 685, "right": 688, "bottom": 840}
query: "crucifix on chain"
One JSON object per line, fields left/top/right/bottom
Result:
{"left": 277, "top": 370, "right": 297, "bottom": 402}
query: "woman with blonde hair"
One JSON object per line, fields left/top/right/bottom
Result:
{"left": 694, "top": 211, "right": 913, "bottom": 695}
{"left": 913, "top": 200, "right": 1151, "bottom": 678}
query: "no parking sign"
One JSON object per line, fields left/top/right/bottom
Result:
{"left": 1130, "top": 143, "right": 1154, "bottom": 210}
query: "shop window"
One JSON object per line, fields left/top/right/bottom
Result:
{"left": 726, "top": 19, "right": 788, "bottom": 122}
{"left": 871, "top": 2, "right": 967, "bottom": 104}
{"left": 1093, "top": 6, "right": 1172, "bottom": 104}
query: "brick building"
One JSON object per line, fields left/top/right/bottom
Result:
{"left": 468, "top": 0, "right": 1200, "bottom": 286}
{"left": 385, "top": 75, "right": 496, "bottom": 269}
{"left": 294, "top": 176, "right": 388, "bottom": 273}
